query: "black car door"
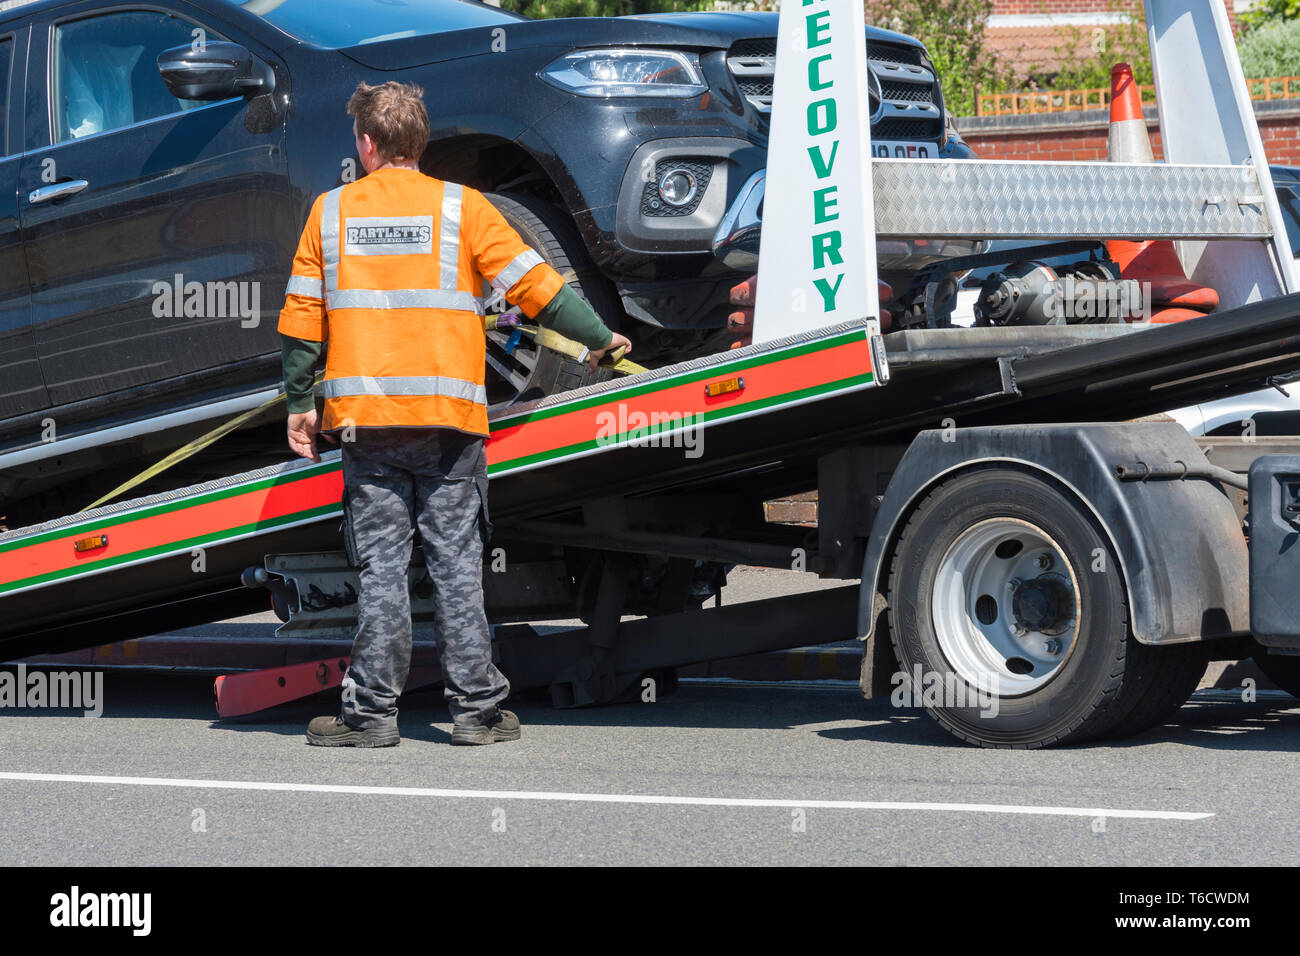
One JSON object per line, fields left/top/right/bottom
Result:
{"left": 0, "top": 26, "right": 47, "bottom": 422}
{"left": 19, "top": 3, "right": 293, "bottom": 410}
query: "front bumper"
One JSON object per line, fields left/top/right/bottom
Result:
{"left": 613, "top": 136, "right": 764, "bottom": 258}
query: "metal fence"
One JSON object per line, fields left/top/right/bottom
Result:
{"left": 976, "top": 75, "right": 1300, "bottom": 117}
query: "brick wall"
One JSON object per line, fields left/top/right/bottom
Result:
{"left": 1259, "top": 112, "right": 1300, "bottom": 166}
{"left": 984, "top": 0, "right": 1239, "bottom": 77}
{"left": 989, "top": 0, "right": 1234, "bottom": 29}
{"left": 959, "top": 103, "right": 1300, "bottom": 166}
{"left": 991, "top": 0, "right": 1139, "bottom": 13}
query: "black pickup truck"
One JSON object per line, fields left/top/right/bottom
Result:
{"left": 0, "top": 0, "right": 969, "bottom": 522}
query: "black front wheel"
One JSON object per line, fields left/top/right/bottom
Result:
{"left": 482, "top": 192, "right": 622, "bottom": 407}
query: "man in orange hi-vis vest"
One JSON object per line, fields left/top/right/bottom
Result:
{"left": 279, "top": 81, "right": 631, "bottom": 747}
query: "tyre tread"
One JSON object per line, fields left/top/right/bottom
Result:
{"left": 483, "top": 192, "right": 620, "bottom": 398}
{"left": 1100, "top": 641, "right": 1208, "bottom": 739}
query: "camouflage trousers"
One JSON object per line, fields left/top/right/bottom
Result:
{"left": 338, "top": 427, "right": 509, "bottom": 731}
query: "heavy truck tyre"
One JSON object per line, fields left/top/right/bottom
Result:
{"left": 1099, "top": 640, "right": 1208, "bottom": 739}
{"left": 885, "top": 466, "right": 1200, "bottom": 748}
{"left": 483, "top": 192, "right": 621, "bottom": 406}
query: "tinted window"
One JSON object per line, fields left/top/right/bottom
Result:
{"left": 231, "top": 0, "right": 522, "bottom": 48}
{"left": 53, "top": 11, "right": 210, "bottom": 142}
{"left": 0, "top": 38, "right": 9, "bottom": 155}
{"left": 1275, "top": 183, "right": 1300, "bottom": 256}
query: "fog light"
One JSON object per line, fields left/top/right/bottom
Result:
{"left": 658, "top": 168, "right": 697, "bottom": 207}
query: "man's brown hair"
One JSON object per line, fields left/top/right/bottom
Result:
{"left": 347, "top": 81, "right": 429, "bottom": 163}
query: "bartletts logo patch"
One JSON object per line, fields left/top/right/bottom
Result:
{"left": 344, "top": 216, "right": 434, "bottom": 255}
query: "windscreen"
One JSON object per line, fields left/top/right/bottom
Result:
{"left": 231, "top": 0, "right": 524, "bottom": 48}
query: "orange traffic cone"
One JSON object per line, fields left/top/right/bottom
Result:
{"left": 1104, "top": 62, "right": 1218, "bottom": 323}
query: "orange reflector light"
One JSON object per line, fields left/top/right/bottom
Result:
{"left": 73, "top": 534, "right": 108, "bottom": 553}
{"left": 705, "top": 376, "right": 744, "bottom": 398}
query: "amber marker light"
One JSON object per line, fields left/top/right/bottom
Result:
{"left": 73, "top": 534, "right": 109, "bottom": 553}
{"left": 705, "top": 376, "right": 744, "bottom": 398}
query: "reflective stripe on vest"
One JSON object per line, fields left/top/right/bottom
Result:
{"left": 490, "top": 249, "right": 544, "bottom": 295}
{"left": 439, "top": 182, "right": 462, "bottom": 291}
{"left": 320, "top": 375, "right": 487, "bottom": 404}
{"left": 328, "top": 289, "right": 485, "bottom": 314}
{"left": 286, "top": 274, "right": 323, "bottom": 299}
{"left": 321, "top": 185, "right": 344, "bottom": 297}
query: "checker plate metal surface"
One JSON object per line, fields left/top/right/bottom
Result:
{"left": 872, "top": 159, "right": 1272, "bottom": 239}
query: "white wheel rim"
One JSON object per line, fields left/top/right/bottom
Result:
{"left": 932, "top": 517, "right": 1080, "bottom": 697}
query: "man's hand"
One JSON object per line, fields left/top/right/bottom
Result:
{"left": 586, "top": 332, "right": 632, "bottom": 373}
{"left": 287, "top": 409, "right": 321, "bottom": 462}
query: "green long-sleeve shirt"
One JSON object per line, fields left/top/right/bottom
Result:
{"left": 280, "top": 284, "right": 613, "bottom": 414}
{"left": 281, "top": 336, "right": 323, "bottom": 414}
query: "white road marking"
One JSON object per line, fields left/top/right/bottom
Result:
{"left": 0, "top": 771, "right": 1211, "bottom": 820}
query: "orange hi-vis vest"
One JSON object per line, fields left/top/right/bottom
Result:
{"left": 277, "top": 167, "right": 564, "bottom": 436}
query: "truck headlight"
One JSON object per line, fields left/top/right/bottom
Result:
{"left": 540, "top": 49, "right": 706, "bottom": 98}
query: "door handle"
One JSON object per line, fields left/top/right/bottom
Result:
{"left": 28, "top": 180, "right": 89, "bottom": 204}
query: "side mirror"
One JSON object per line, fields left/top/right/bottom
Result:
{"left": 157, "top": 41, "right": 274, "bottom": 100}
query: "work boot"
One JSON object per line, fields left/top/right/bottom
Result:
{"left": 305, "top": 715, "right": 399, "bottom": 748}
{"left": 450, "top": 708, "right": 521, "bottom": 746}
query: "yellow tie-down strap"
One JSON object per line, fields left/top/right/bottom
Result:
{"left": 77, "top": 377, "right": 323, "bottom": 514}
{"left": 527, "top": 326, "right": 644, "bottom": 376}
{"left": 483, "top": 314, "right": 646, "bottom": 376}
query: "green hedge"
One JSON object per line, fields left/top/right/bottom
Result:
{"left": 1239, "top": 19, "right": 1300, "bottom": 79}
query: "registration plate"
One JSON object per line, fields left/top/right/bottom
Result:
{"left": 872, "top": 140, "right": 934, "bottom": 159}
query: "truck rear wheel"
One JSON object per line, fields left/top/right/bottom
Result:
{"left": 483, "top": 192, "right": 621, "bottom": 407}
{"left": 885, "top": 466, "right": 1186, "bottom": 748}
{"left": 1099, "top": 640, "right": 1208, "bottom": 739}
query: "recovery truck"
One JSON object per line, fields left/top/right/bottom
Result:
{"left": 2, "top": 0, "right": 1299, "bottom": 748}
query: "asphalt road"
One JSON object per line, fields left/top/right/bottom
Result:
{"left": 0, "top": 672, "right": 1296, "bottom": 866}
